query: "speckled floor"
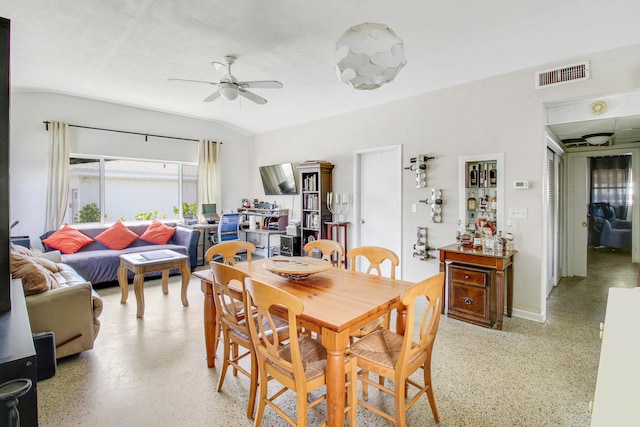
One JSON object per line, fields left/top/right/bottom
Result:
{"left": 35, "top": 248, "right": 636, "bottom": 426}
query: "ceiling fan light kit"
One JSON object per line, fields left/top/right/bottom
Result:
{"left": 334, "top": 22, "right": 407, "bottom": 90}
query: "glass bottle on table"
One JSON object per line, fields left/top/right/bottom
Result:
{"left": 505, "top": 221, "right": 515, "bottom": 251}
{"left": 495, "top": 230, "right": 505, "bottom": 253}
{"left": 473, "top": 226, "right": 482, "bottom": 249}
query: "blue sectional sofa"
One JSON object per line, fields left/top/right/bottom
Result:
{"left": 40, "top": 222, "right": 200, "bottom": 285}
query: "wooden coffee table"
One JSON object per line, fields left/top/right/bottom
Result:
{"left": 118, "top": 249, "right": 190, "bottom": 318}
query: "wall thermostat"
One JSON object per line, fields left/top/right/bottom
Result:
{"left": 513, "top": 180, "right": 529, "bottom": 190}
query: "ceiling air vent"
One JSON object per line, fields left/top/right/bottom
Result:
{"left": 535, "top": 61, "right": 590, "bottom": 89}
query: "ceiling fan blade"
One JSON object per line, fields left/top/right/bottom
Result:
{"left": 168, "top": 78, "right": 218, "bottom": 86}
{"left": 239, "top": 88, "right": 267, "bottom": 105}
{"left": 203, "top": 90, "right": 221, "bottom": 102}
{"left": 211, "top": 61, "right": 227, "bottom": 73}
{"left": 239, "top": 80, "right": 283, "bottom": 89}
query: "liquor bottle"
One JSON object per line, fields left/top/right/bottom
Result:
{"left": 467, "top": 192, "right": 477, "bottom": 211}
{"left": 460, "top": 226, "right": 473, "bottom": 246}
{"left": 479, "top": 190, "right": 487, "bottom": 211}
{"left": 456, "top": 219, "right": 463, "bottom": 246}
{"left": 489, "top": 163, "right": 497, "bottom": 185}
{"left": 505, "top": 221, "right": 514, "bottom": 251}
{"left": 473, "top": 226, "right": 482, "bottom": 249}
{"left": 495, "top": 230, "right": 505, "bottom": 252}
{"left": 469, "top": 165, "right": 478, "bottom": 186}
{"left": 491, "top": 193, "right": 497, "bottom": 211}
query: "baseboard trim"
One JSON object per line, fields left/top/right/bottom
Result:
{"left": 510, "top": 307, "right": 546, "bottom": 323}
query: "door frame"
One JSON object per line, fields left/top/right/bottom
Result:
{"left": 564, "top": 146, "right": 640, "bottom": 275}
{"left": 353, "top": 144, "right": 403, "bottom": 275}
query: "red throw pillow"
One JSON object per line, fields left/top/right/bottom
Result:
{"left": 95, "top": 221, "right": 139, "bottom": 250}
{"left": 42, "top": 224, "right": 93, "bottom": 254}
{"left": 139, "top": 220, "right": 176, "bottom": 245}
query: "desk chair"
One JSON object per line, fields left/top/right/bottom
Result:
{"left": 218, "top": 213, "right": 240, "bottom": 241}
{"left": 350, "top": 272, "right": 444, "bottom": 426}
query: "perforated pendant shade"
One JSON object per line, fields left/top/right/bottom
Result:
{"left": 334, "top": 22, "right": 407, "bottom": 90}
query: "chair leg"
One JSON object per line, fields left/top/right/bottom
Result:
{"left": 347, "top": 358, "right": 357, "bottom": 426}
{"left": 297, "top": 387, "right": 308, "bottom": 427}
{"left": 232, "top": 342, "right": 239, "bottom": 376}
{"left": 247, "top": 351, "right": 258, "bottom": 419}
{"left": 217, "top": 334, "right": 231, "bottom": 392}
{"left": 424, "top": 365, "right": 439, "bottom": 422}
{"left": 362, "top": 370, "right": 369, "bottom": 401}
{"left": 395, "top": 379, "right": 407, "bottom": 427}
{"left": 254, "top": 369, "right": 268, "bottom": 427}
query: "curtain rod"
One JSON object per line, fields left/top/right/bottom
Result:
{"left": 42, "top": 121, "right": 221, "bottom": 143}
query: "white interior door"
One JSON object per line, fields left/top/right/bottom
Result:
{"left": 570, "top": 156, "right": 588, "bottom": 276}
{"left": 353, "top": 145, "right": 402, "bottom": 278}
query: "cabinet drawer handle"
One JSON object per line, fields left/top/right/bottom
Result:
{"left": 463, "top": 297, "right": 474, "bottom": 305}
{"left": 465, "top": 275, "right": 470, "bottom": 280}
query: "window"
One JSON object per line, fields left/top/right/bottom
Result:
{"left": 68, "top": 157, "right": 197, "bottom": 224}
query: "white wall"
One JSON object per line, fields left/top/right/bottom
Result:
{"left": 252, "top": 43, "right": 640, "bottom": 320}
{"left": 9, "top": 92, "right": 251, "bottom": 247}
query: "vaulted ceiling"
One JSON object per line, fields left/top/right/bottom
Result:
{"left": 2, "top": 1, "right": 640, "bottom": 135}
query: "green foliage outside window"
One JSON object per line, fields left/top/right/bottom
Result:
{"left": 76, "top": 203, "right": 100, "bottom": 223}
{"left": 173, "top": 202, "right": 197, "bottom": 218}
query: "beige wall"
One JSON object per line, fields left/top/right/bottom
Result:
{"left": 251, "top": 43, "right": 640, "bottom": 320}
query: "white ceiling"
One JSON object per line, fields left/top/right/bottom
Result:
{"left": 2, "top": 1, "right": 640, "bottom": 136}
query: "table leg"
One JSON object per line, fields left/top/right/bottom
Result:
{"left": 201, "top": 280, "right": 218, "bottom": 368}
{"left": 133, "top": 273, "right": 145, "bottom": 318}
{"left": 496, "top": 269, "right": 505, "bottom": 330}
{"left": 160, "top": 269, "right": 169, "bottom": 294}
{"left": 180, "top": 259, "right": 190, "bottom": 307}
{"left": 395, "top": 305, "right": 408, "bottom": 336}
{"left": 321, "top": 329, "right": 349, "bottom": 427}
{"left": 118, "top": 264, "right": 129, "bottom": 304}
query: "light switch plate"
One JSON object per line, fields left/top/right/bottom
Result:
{"left": 509, "top": 207, "right": 528, "bottom": 219}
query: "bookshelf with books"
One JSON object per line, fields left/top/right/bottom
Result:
{"left": 297, "top": 161, "right": 334, "bottom": 254}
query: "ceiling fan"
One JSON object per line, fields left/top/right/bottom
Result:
{"left": 168, "top": 55, "right": 283, "bottom": 105}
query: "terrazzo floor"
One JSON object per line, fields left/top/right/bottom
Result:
{"left": 35, "top": 248, "right": 636, "bottom": 426}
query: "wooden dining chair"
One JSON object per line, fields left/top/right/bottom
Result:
{"left": 349, "top": 272, "right": 445, "bottom": 427}
{"left": 303, "top": 239, "right": 344, "bottom": 267}
{"left": 244, "top": 277, "right": 357, "bottom": 427}
{"left": 205, "top": 241, "right": 256, "bottom": 265}
{"left": 346, "top": 246, "right": 400, "bottom": 339}
{"left": 209, "top": 262, "right": 289, "bottom": 419}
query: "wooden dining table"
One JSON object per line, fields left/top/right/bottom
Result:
{"left": 193, "top": 257, "right": 414, "bottom": 427}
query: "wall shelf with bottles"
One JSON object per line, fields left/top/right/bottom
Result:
{"left": 459, "top": 154, "right": 505, "bottom": 237}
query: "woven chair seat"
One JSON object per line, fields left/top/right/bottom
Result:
{"left": 270, "top": 337, "right": 328, "bottom": 381}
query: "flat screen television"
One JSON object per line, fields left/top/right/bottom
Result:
{"left": 259, "top": 162, "right": 299, "bottom": 195}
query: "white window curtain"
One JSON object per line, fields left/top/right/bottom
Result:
{"left": 45, "top": 121, "right": 70, "bottom": 230}
{"left": 197, "top": 139, "right": 220, "bottom": 215}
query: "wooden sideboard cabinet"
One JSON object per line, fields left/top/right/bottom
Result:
{"left": 447, "top": 263, "right": 496, "bottom": 328}
{"left": 439, "top": 244, "right": 516, "bottom": 330}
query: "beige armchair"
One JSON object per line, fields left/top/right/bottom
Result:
{"left": 12, "top": 248, "right": 103, "bottom": 359}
